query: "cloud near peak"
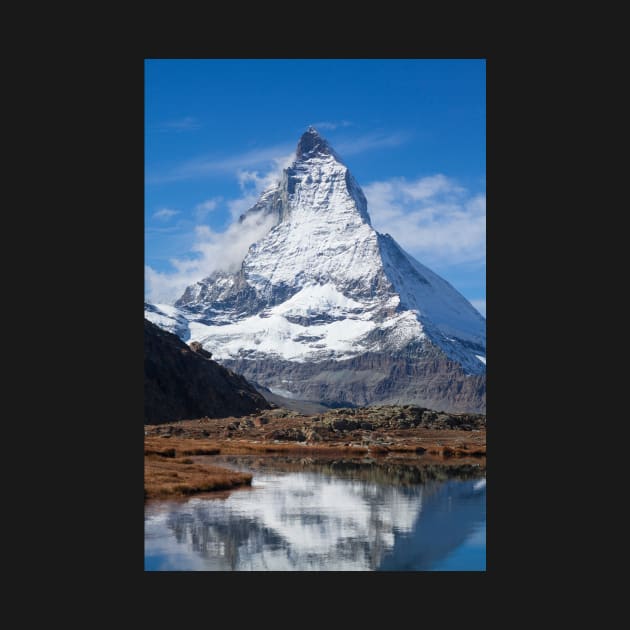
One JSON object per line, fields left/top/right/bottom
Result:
{"left": 152, "top": 208, "right": 180, "bottom": 220}
{"left": 364, "top": 174, "right": 485, "bottom": 267}
{"left": 311, "top": 120, "right": 353, "bottom": 131}
{"left": 156, "top": 117, "right": 201, "bottom": 132}
{"left": 145, "top": 210, "right": 277, "bottom": 304}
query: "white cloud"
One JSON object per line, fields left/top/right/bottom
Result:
{"left": 336, "top": 131, "right": 408, "bottom": 157}
{"left": 147, "top": 130, "right": 407, "bottom": 185}
{"left": 145, "top": 211, "right": 278, "bottom": 303}
{"left": 145, "top": 265, "right": 191, "bottom": 304}
{"left": 226, "top": 193, "right": 260, "bottom": 222}
{"left": 364, "top": 175, "right": 485, "bottom": 267}
{"left": 145, "top": 158, "right": 291, "bottom": 303}
{"left": 147, "top": 143, "right": 295, "bottom": 184}
{"left": 471, "top": 299, "right": 486, "bottom": 317}
{"left": 152, "top": 208, "right": 180, "bottom": 220}
{"left": 229, "top": 152, "right": 293, "bottom": 219}
{"left": 397, "top": 174, "right": 464, "bottom": 200}
{"left": 311, "top": 120, "right": 353, "bottom": 130}
{"left": 156, "top": 116, "right": 201, "bottom": 132}
{"left": 194, "top": 197, "right": 222, "bottom": 220}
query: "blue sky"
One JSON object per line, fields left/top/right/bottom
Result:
{"left": 145, "top": 59, "right": 485, "bottom": 316}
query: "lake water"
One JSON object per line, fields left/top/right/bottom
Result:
{"left": 144, "top": 455, "right": 486, "bottom": 571}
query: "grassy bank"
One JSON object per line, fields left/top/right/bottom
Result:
{"left": 144, "top": 454, "right": 252, "bottom": 500}
{"left": 144, "top": 408, "right": 486, "bottom": 500}
{"left": 144, "top": 435, "right": 486, "bottom": 459}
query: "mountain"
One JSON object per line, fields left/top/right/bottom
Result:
{"left": 146, "top": 127, "right": 485, "bottom": 413}
{"left": 144, "top": 319, "right": 270, "bottom": 424}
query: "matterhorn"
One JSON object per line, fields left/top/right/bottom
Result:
{"left": 145, "top": 127, "right": 486, "bottom": 413}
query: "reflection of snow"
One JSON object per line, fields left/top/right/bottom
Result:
{"left": 144, "top": 472, "right": 485, "bottom": 571}
{"left": 243, "top": 473, "right": 421, "bottom": 557}
{"left": 146, "top": 471, "right": 423, "bottom": 570}
{"left": 473, "top": 478, "right": 486, "bottom": 492}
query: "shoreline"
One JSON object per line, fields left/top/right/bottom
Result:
{"left": 144, "top": 455, "right": 253, "bottom": 500}
{"left": 144, "top": 407, "right": 486, "bottom": 501}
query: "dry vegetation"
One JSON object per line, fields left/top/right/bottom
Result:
{"left": 144, "top": 453, "right": 252, "bottom": 500}
{"left": 144, "top": 407, "right": 486, "bottom": 501}
{"left": 144, "top": 410, "right": 486, "bottom": 457}
{"left": 144, "top": 434, "right": 486, "bottom": 459}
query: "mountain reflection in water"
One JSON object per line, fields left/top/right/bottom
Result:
{"left": 145, "top": 456, "right": 485, "bottom": 571}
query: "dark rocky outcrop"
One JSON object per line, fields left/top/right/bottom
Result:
{"left": 144, "top": 319, "right": 270, "bottom": 424}
{"left": 313, "top": 405, "right": 486, "bottom": 431}
{"left": 189, "top": 341, "right": 212, "bottom": 359}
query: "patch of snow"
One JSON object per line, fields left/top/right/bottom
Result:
{"left": 145, "top": 302, "right": 192, "bottom": 339}
{"left": 379, "top": 235, "right": 486, "bottom": 347}
{"left": 189, "top": 312, "right": 376, "bottom": 362}
{"left": 270, "top": 282, "right": 364, "bottom": 318}
{"left": 268, "top": 387, "right": 297, "bottom": 399}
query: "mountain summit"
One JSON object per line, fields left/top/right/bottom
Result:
{"left": 146, "top": 128, "right": 486, "bottom": 413}
{"left": 296, "top": 126, "right": 338, "bottom": 160}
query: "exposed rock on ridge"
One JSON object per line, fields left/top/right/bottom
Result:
{"left": 144, "top": 319, "right": 270, "bottom": 424}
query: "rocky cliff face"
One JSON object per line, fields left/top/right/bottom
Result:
{"left": 144, "top": 319, "right": 270, "bottom": 424}
{"left": 223, "top": 341, "right": 485, "bottom": 413}
{"left": 146, "top": 127, "right": 485, "bottom": 413}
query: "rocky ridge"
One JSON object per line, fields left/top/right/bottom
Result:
{"left": 145, "top": 404, "right": 486, "bottom": 457}
{"left": 144, "top": 318, "right": 270, "bottom": 424}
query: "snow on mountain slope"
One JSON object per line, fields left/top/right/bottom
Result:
{"left": 271, "top": 282, "right": 364, "bottom": 319}
{"left": 378, "top": 234, "right": 485, "bottom": 347}
{"left": 144, "top": 302, "right": 193, "bottom": 340}
{"left": 146, "top": 127, "right": 486, "bottom": 412}
{"left": 177, "top": 281, "right": 425, "bottom": 364}
{"left": 242, "top": 152, "right": 378, "bottom": 298}
{"left": 189, "top": 310, "right": 378, "bottom": 363}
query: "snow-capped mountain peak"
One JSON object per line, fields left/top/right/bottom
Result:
{"left": 147, "top": 128, "right": 486, "bottom": 413}
{"left": 296, "top": 126, "right": 342, "bottom": 162}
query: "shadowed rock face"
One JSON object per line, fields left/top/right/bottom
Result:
{"left": 144, "top": 319, "right": 270, "bottom": 424}
{"left": 224, "top": 341, "right": 486, "bottom": 414}
{"left": 296, "top": 126, "right": 334, "bottom": 159}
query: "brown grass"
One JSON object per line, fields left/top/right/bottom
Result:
{"left": 220, "top": 441, "right": 369, "bottom": 456}
{"left": 144, "top": 423, "right": 485, "bottom": 501}
{"left": 145, "top": 432, "right": 486, "bottom": 461}
{"left": 144, "top": 435, "right": 371, "bottom": 458}
{"left": 382, "top": 444, "right": 428, "bottom": 454}
{"left": 144, "top": 455, "right": 252, "bottom": 500}
{"left": 145, "top": 437, "right": 221, "bottom": 457}
{"left": 368, "top": 445, "right": 390, "bottom": 455}
{"left": 431, "top": 445, "right": 486, "bottom": 458}
{"left": 144, "top": 446, "right": 177, "bottom": 458}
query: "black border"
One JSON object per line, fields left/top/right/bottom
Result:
{"left": 65, "top": 50, "right": 558, "bottom": 603}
